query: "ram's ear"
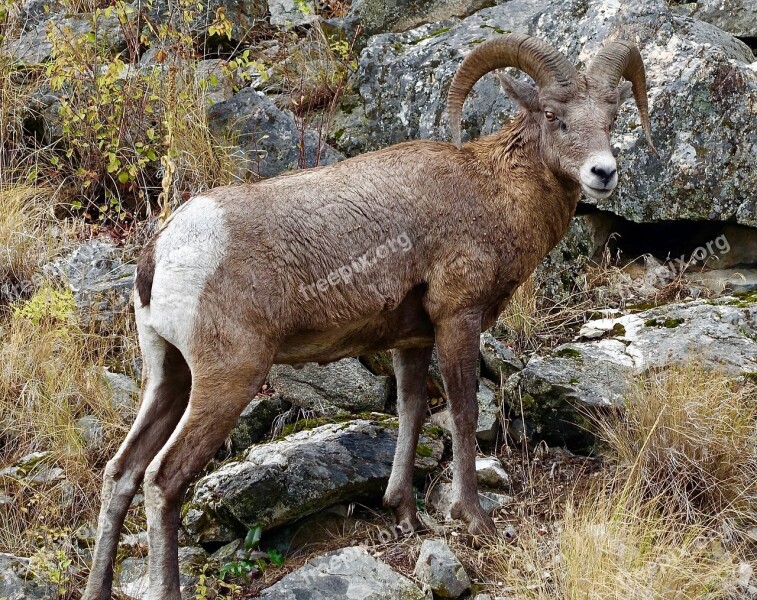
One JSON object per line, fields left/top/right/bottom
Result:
{"left": 497, "top": 71, "right": 539, "bottom": 112}
{"left": 618, "top": 80, "right": 633, "bottom": 104}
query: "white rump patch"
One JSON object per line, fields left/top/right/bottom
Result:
{"left": 140, "top": 196, "right": 229, "bottom": 356}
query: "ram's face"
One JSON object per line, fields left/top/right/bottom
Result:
{"left": 537, "top": 80, "right": 633, "bottom": 200}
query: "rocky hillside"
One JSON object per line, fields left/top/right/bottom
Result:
{"left": 1, "top": 0, "right": 757, "bottom": 598}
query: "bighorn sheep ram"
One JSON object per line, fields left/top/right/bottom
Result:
{"left": 84, "top": 34, "right": 656, "bottom": 599}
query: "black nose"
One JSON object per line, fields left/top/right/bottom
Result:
{"left": 591, "top": 166, "right": 617, "bottom": 186}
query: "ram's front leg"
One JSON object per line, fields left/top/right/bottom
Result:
{"left": 434, "top": 309, "right": 496, "bottom": 536}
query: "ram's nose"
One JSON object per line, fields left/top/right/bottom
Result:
{"left": 590, "top": 165, "right": 617, "bottom": 187}
{"left": 580, "top": 153, "right": 618, "bottom": 199}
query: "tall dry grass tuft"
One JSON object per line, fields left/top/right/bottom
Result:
{"left": 0, "top": 184, "right": 63, "bottom": 303}
{"left": 593, "top": 365, "right": 757, "bottom": 526}
{"left": 0, "top": 287, "right": 133, "bottom": 559}
{"left": 489, "top": 475, "right": 738, "bottom": 599}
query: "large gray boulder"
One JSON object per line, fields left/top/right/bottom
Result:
{"left": 357, "top": 0, "right": 757, "bottom": 226}
{"left": 324, "top": 0, "right": 497, "bottom": 41}
{"left": 184, "top": 418, "right": 444, "bottom": 543}
{"left": 208, "top": 87, "right": 344, "bottom": 179}
{"left": 258, "top": 546, "right": 426, "bottom": 599}
{"left": 504, "top": 298, "right": 757, "bottom": 448}
{"left": 268, "top": 358, "right": 391, "bottom": 415}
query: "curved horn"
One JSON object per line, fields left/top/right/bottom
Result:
{"left": 588, "top": 41, "right": 658, "bottom": 156}
{"left": 447, "top": 34, "right": 576, "bottom": 149}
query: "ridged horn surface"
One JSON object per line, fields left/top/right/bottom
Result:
{"left": 447, "top": 34, "right": 576, "bottom": 149}
{"left": 588, "top": 40, "right": 658, "bottom": 156}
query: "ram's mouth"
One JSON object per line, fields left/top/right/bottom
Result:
{"left": 581, "top": 183, "right": 614, "bottom": 200}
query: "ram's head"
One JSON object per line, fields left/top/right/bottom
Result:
{"left": 448, "top": 34, "right": 657, "bottom": 200}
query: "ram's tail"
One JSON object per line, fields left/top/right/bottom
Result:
{"left": 135, "top": 235, "right": 158, "bottom": 307}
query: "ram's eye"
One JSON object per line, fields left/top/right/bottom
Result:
{"left": 545, "top": 111, "right": 556, "bottom": 122}
{"left": 559, "top": 120, "right": 568, "bottom": 133}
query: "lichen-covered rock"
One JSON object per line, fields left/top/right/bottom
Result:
{"left": 324, "top": 0, "right": 497, "bottom": 42}
{"left": 268, "top": 358, "right": 391, "bottom": 415}
{"left": 258, "top": 546, "right": 426, "bottom": 600}
{"left": 268, "top": 0, "right": 317, "bottom": 27}
{"left": 229, "top": 394, "right": 287, "bottom": 451}
{"left": 673, "top": 0, "right": 757, "bottom": 38}
{"left": 46, "top": 240, "right": 135, "bottom": 329}
{"left": 504, "top": 298, "right": 757, "bottom": 448}
{"left": 414, "top": 539, "right": 471, "bottom": 599}
{"left": 208, "top": 87, "right": 344, "bottom": 179}
{"left": 184, "top": 418, "right": 444, "bottom": 543}
{"left": 479, "top": 332, "right": 524, "bottom": 381}
{"left": 534, "top": 213, "right": 615, "bottom": 300}
{"left": 358, "top": 0, "right": 757, "bottom": 226}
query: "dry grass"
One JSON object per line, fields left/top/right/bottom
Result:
{"left": 592, "top": 365, "right": 757, "bottom": 527}
{"left": 0, "top": 184, "right": 62, "bottom": 301}
{"left": 496, "top": 275, "right": 597, "bottom": 355}
{"left": 0, "top": 287, "right": 137, "bottom": 563}
{"left": 488, "top": 476, "right": 738, "bottom": 599}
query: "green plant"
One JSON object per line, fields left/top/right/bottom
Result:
{"left": 219, "top": 525, "right": 285, "bottom": 582}
{"left": 46, "top": 5, "right": 162, "bottom": 216}
{"left": 12, "top": 286, "right": 76, "bottom": 326}
{"left": 30, "top": 546, "right": 73, "bottom": 598}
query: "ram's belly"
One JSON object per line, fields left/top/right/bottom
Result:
{"left": 275, "top": 285, "right": 434, "bottom": 364}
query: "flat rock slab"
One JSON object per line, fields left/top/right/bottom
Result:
{"left": 259, "top": 546, "right": 425, "bottom": 599}
{"left": 504, "top": 299, "right": 757, "bottom": 448}
{"left": 184, "top": 419, "right": 444, "bottom": 543}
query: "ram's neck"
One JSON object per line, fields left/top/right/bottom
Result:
{"left": 466, "top": 111, "right": 581, "bottom": 257}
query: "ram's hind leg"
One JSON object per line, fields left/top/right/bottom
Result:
{"left": 383, "top": 346, "right": 433, "bottom": 534}
{"left": 83, "top": 328, "right": 191, "bottom": 600}
{"left": 143, "top": 341, "right": 274, "bottom": 600}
